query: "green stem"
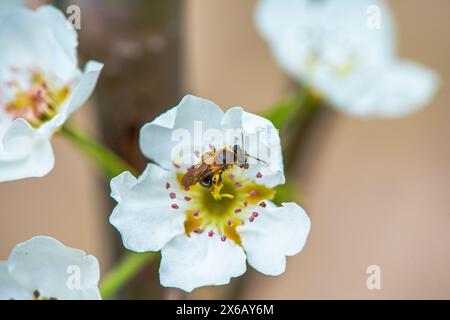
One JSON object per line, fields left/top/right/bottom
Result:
{"left": 62, "top": 123, "right": 138, "bottom": 178}
{"left": 99, "top": 252, "right": 158, "bottom": 299}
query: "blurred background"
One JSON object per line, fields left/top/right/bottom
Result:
{"left": 1, "top": 0, "right": 450, "bottom": 299}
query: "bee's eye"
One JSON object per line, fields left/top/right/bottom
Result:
{"left": 233, "top": 144, "right": 239, "bottom": 154}
{"left": 200, "top": 176, "right": 213, "bottom": 188}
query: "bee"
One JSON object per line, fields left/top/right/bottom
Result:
{"left": 181, "top": 144, "right": 266, "bottom": 188}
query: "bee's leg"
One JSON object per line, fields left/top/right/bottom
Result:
{"left": 211, "top": 172, "right": 234, "bottom": 200}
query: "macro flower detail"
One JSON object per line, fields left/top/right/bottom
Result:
{"left": 0, "top": 236, "right": 101, "bottom": 300}
{"left": 110, "top": 95, "right": 311, "bottom": 292}
{"left": 0, "top": 4, "right": 103, "bottom": 182}
{"left": 255, "top": 0, "right": 439, "bottom": 117}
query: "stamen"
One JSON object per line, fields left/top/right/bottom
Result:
{"left": 234, "top": 208, "right": 242, "bottom": 214}
{"left": 249, "top": 216, "right": 255, "bottom": 222}
{"left": 184, "top": 196, "right": 192, "bottom": 201}
{"left": 171, "top": 204, "right": 179, "bottom": 209}
{"left": 227, "top": 219, "right": 233, "bottom": 226}
{"left": 194, "top": 228, "right": 201, "bottom": 233}
{"left": 256, "top": 172, "right": 263, "bottom": 179}
{"left": 208, "top": 230, "right": 215, "bottom": 237}
{"left": 165, "top": 182, "right": 171, "bottom": 189}
{"left": 221, "top": 235, "right": 227, "bottom": 242}
{"left": 243, "top": 201, "right": 248, "bottom": 207}
{"left": 169, "top": 192, "right": 176, "bottom": 199}
{"left": 184, "top": 186, "right": 190, "bottom": 191}
{"left": 259, "top": 202, "right": 267, "bottom": 208}
{"left": 249, "top": 190, "right": 257, "bottom": 197}
{"left": 193, "top": 210, "right": 199, "bottom": 218}
{"left": 252, "top": 212, "right": 259, "bottom": 218}
{"left": 234, "top": 182, "right": 242, "bottom": 188}
{"left": 243, "top": 163, "right": 250, "bottom": 170}
{"left": 228, "top": 174, "right": 235, "bottom": 180}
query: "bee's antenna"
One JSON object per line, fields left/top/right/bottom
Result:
{"left": 246, "top": 153, "right": 268, "bottom": 166}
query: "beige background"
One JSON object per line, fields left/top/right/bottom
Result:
{"left": 1, "top": 0, "right": 450, "bottom": 299}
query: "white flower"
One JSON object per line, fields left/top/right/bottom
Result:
{"left": 255, "top": 0, "right": 439, "bottom": 117}
{"left": 0, "top": 4, "right": 103, "bottom": 182}
{"left": 0, "top": 236, "right": 101, "bottom": 300}
{"left": 110, "top": 95, "right": 311, "bottom": 292}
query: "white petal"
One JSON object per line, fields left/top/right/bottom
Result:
{"left": 0, "top": 6, "right": 79, "bottom": 82}
{"left": 35, "top": 5, "right": 79, "bottom": 67}
{"left": 254, "top": 0, "right": 307, "bottom": 43}
{"left": 0, "top": 262, "right": 30, "bottom": 300}
{"left": 39, "top": 61, "right": 104, "bottom": 136}
{"left": 8, "top": 236, "right": 101, "bottom": 300}
{"left": 0, "top": 119, "right": 54, "bottom": 182}
{"left": 159, "top": 232, "right": 247, "bottom": 292}
{"left": 238, "top": 202, "right": 311, "bottom": 276}
{"left": 221, "top": 107, "right": 285, "bottom": 187}
{"left": 65, "top": 61, "right": 103, "bottom": 115}
{"left": 110, "top": 163, "right": 186, "bottom": 252}
{"left": 140, "top": 95, "right": 223, "bottom": 169}
{"left": 313, "top": 60, "right": 440, "bottom": 118}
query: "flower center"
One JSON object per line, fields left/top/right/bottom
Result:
{"left": 170, "top": 169, "right": 275, "bottom": 246}
{"left": 1, "top": 68, "right": 70, "bottom": 128}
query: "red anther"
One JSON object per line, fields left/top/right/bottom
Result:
{"left": 249, "top": 190, "right": 257, "bottom": 197}
{"left": 259, "top": 202, "right": 267, "bottom": 208}
{"left": 228, "top": 174, "right": 235, "bottom": 180}
{"left": 227, "top": 219, "right": 233, "bottom": 226}
{"left": 208, "top": 230, "right": 215, "bottom": 237}
{"left": 243, "top": 163, "right": 250, "bottom": 170}
{"left": 184, "top": 196, "right": 192, "bottom": 201}
{"left": 171, "top": 204, "right": 179, "bottom": 209}
{"left": 184, "top": 186, "right": 190, "bottom": 191}
{"left": 256, "top": 172, "right": 263, "bottom": 179}
{"left": 221, "top": 235, "right": 227, "bottom": 242}
{"left": 234, "top": 182, "right": 242, "bottom": 188}
{"left": 234, "top": 208, "right": 242, "bottom": 214}
{"left": 252, "top": 212, "right": 259, "bottom": 218}
{"left": 169, "top": 192, "right": 176, "bottom": 199}
{"left": 249, "top": 216, "right": 255, "bottom": 222}
{"left": 194, "top": 228, "right": 201, "bottom": 233}
{"left": 243, "top": 201, "right": 248, "bottom": 207}
{"left": 193, "top": 210, "right": 199, "bottom": 217}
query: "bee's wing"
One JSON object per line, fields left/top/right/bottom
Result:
{"left": 181, "top": 162, "right": 212, "bottom": 187}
